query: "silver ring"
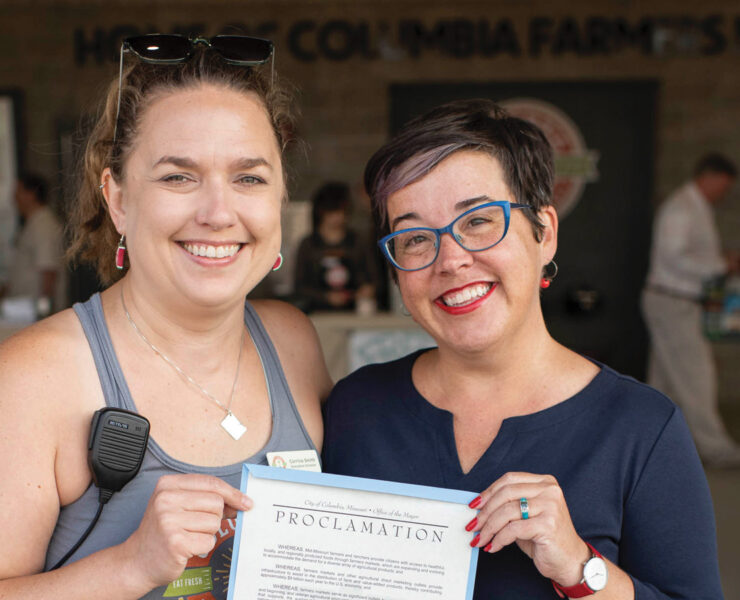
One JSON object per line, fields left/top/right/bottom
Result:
{"left": 519, "top": 497, "right": 529, "bottom": 520}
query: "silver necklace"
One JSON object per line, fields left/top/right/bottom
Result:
{"left": 120, "top": 287, "right": 247, "bottom": 440}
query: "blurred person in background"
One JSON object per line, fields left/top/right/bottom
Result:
{"left": 293, "top": 181, "right": 377, "bottom": 312}
{"left": 0, "top": 173, "right": 66, "bottom": 314}
{"left": 642, "top": 153, "right": 740, "bottom": 467}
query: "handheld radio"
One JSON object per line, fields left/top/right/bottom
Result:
{"left": 50, "top": 407, "right": 150, "bottom": 570}
{"left": 87, "top": 407, "right": 150, "bottom": 498}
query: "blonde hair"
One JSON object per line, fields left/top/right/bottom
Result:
{"left": 67, "top": 46, "right": 296, "bottom": 285}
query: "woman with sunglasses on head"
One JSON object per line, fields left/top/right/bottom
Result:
{"left": 322, "top": 99, "right": 723, "bottom": 599}
{"left": 0, "top": 36, "right": 330, "bottom": 599}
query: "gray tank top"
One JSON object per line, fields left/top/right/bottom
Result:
{"left": 44, "top": 293, "right": 316, "bottom": 599}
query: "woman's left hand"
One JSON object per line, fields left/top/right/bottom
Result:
{"left": 467, "top": 472, "right": 591, "bottom": 586}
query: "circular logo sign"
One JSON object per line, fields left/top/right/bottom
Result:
{"left": 499, "top": 98, "right": 599, "bottom": 219}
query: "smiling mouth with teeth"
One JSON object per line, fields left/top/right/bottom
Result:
{"left": 440, "top": 282, "right": 494, "bottom": 307}
{"left": 181, "top": 242, "right": 242, "bottom": 259}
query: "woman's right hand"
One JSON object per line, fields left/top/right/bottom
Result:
{"left": 122, "top": 474, "right": 253, "bottom": 590}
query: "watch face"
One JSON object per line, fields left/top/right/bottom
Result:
{"left": 583, "top": 557, "right": 608, "bottom": 591}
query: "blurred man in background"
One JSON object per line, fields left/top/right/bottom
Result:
{"left": 642, "top": 153, "right": 740, "bottom": 467}
{"left": 0, "top": 173, "right": 66, "bottom": 315}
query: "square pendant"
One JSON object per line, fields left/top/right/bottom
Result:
{"left": 221, "top": 412, "right": 247, "bottom": 440}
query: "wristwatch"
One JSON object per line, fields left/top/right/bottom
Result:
{"left": 551, "top": 543, "right": 608, "bottom": 598}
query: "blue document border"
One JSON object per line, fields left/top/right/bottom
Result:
{"left": 228, "top": 464, "right": 479, "bottom": 600}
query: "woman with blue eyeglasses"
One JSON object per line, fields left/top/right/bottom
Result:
{"left": 0, "top": 36, "right": 330, "bottom": 598}
{"left": 322, "top": 99, "right": 723, "bottom": 599}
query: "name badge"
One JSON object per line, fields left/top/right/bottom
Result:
{"left": 266, "top": 449, "right": 322, "bottom": 472}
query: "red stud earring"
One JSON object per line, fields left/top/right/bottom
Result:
{"left": 540, "top": 260, "right": 558, "bottom": 289}
{"left": 272, "top": 253, "right": 283, "bottom": 271}
{"left": 115, "top": 235, "right": 126, "bottom": 270}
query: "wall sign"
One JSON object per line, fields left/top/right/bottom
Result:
{"left": 73, "top": 14, "right": 740, "bottom": 66}
{"left": 500, "top": 98, "right": 599, "bottom": 219}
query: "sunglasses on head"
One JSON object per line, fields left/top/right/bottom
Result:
{"left": 113, "top": 34, "right": 275, "bottom": 141}
{"left": 123, "top": 34, "right": 274, "bottom": 65}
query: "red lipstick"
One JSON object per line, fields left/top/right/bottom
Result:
{"left": 434, "top": 282, "right": 496, "bottom": 315}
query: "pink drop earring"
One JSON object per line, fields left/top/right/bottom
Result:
{"left": 115, "top": 235, "right": 126, "bottom": 270}
{"left": 272, "top": 253, "right": 283, "bottom": 271}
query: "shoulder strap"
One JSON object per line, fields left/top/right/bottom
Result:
{"left": 243, "top": 300, "right": 315, "bottom": 450}
{"left": 242, "top": 300, "right": 283, "bottom": 407}
{"left": 73, "top": 293, "right": 131, "bottom": 410}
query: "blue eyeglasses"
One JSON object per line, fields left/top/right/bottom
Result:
{"left": 378, "top": 200, "right": 530, "bottom": 271}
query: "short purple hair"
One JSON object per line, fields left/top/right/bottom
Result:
{"left": 365, "top": 98, "right": 554, "bottom": 241}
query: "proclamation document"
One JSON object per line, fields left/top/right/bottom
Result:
{"left": 227, "top": 465, "right": 479, "bottom": 600}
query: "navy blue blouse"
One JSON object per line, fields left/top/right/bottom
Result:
{"left": 322, "top": 351, "right": 723, "bottom": 599}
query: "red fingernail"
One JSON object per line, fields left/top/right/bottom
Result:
{"left": 469, "top": 496, "right": 482, "bottom": 509}
{"left": 483, "top": 542, "right": 492, "bottom": 552}
{"left": 465, "top": 517, "right": 478, "bottom": 532}
{"left": 469, "top": 534, "right": 480, "bottom": 547}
